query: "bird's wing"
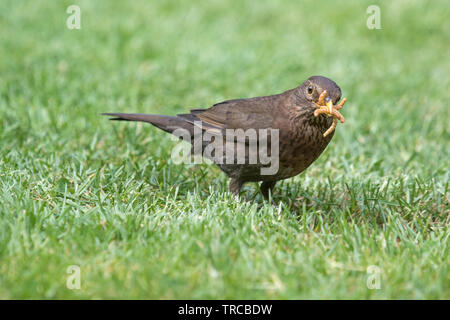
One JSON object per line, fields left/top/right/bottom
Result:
{"left": 178, "top": 94, "right": 283, "bottom": 133}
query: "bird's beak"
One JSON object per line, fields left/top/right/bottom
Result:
{"left": 326, "top": 99, "right": 334, "bottom": 113}
{"left": 318, "top": 93, "right": 335, "bottom": 113}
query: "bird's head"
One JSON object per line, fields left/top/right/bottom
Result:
{"left": 291, "top": 76, "right": 346, "bottom": 137}
{"left": 297, "top": 75, "right": 342, "bottom": 109}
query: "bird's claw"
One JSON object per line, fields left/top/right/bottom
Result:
{"left": 314, "top": 91, "right": 347, "bottom": 138}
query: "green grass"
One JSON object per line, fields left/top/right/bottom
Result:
{"left": 0, "top": 0, "right": 449, "bottom": 299}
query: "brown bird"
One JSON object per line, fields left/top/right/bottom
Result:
{"left": 103, "top": 75, "right": 346, "bottom": 201}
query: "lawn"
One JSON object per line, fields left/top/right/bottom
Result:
{"left": 0, "top": 0, "right": 448, "bottom": 299}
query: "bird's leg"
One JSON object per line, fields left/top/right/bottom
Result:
{"left": 229, "top": 178, "right": 243, "bottom": 196}
{"left": 260, "top": 181, "right": 277, "bottom": 204}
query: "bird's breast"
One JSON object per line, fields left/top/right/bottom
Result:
{"left": 276, "top": 114, "right": 334, "bottom": 178}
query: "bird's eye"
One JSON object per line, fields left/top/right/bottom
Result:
{"left": 307, "top": 85, "right": 313, "bottom": 94}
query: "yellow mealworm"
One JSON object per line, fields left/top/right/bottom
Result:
{"left": 314, "top": 94, "right": 347, "bottom": 138}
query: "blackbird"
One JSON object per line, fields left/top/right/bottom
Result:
{"left": 103, "top": 75, "right": 346, "bottom": 201}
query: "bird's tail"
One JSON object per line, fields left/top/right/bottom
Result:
{"left": 102, "top": 113, "right": 194, "bottom": 135}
